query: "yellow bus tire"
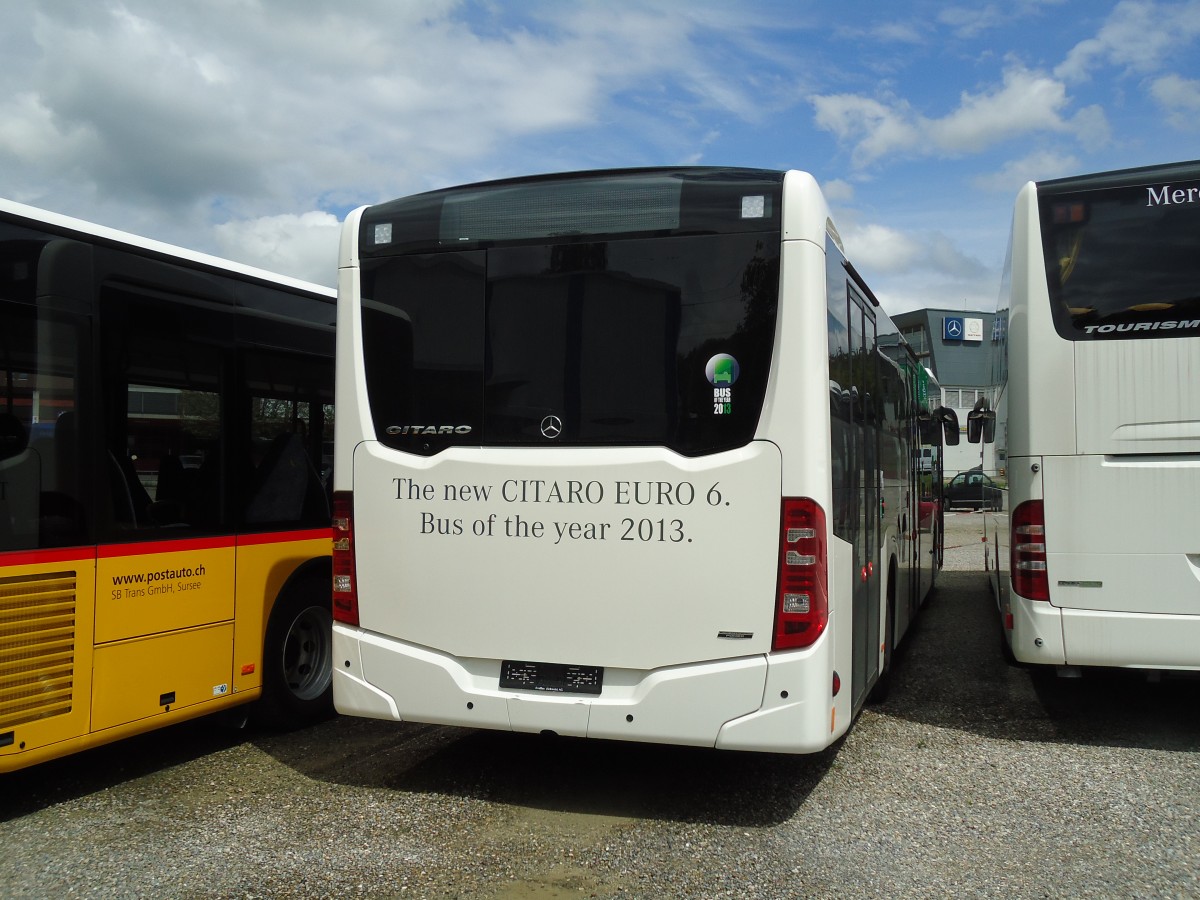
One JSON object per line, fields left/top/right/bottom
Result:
{"left": 257, "top": 577, "right": 334, "bottom": 728}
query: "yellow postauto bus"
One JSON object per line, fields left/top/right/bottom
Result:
{"left": 1, "top": 198, "right": 336, "bottom": 772}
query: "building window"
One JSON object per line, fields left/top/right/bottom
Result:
{"left": 901, "top": 325, "right": 928, "bottom": 356}
{"left": 943, "top": 387, "right": 992, "bottom": 409}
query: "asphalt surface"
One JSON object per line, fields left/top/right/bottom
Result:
{"left": 3, "top": 510, "right": 1198, "bottom": 898}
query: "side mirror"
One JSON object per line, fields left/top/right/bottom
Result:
{"left": 917, "top": 414, "right": 935, "bottom": 445}
{"left": 967, "top": 409, "right": 996, "bottom": 444}
{"left": 933, "top": 406, "right": 960, "bottom": 446}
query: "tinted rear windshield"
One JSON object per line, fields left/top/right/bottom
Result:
{"left": 358, "top": 169, "right": 782, "bottom": 457}
{"left": 360, "top": 233, "right": 779, "bottom": 456}
{"left": 1038, "top": 162, "right": 1200, "bottom": 340}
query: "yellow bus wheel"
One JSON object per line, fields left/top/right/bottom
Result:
{"left": 259, "top": 578, "right": 334, "bottom": 728}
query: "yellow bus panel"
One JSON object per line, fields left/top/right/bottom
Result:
{"left": 95, "top": 538, "right": 236, "bottom": 643}
{"left": 91, "top": 622, "right": 234, "bottom": 731}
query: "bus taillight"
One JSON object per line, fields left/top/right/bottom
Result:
{"left": 1011, "top": 500, "right": 1049, "bottom": 601}
{"left": 773, "top": 498, "right": 829, "bottom": 651}
{"left": 332, "top": 491, "right": 360, "bottom": 626}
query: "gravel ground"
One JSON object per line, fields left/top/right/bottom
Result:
{"left": 3, "top": 510, "right": 1198, "bottom": 899}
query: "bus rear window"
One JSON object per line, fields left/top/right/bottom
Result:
{"left": 359, "top": 232, "right": 779, "bottom": 456}
{"left": 359, "top": 167, "right": 782, "bottom": 255}
{"left": 1039, "top": 173, "right": 1200, "bottom": 340}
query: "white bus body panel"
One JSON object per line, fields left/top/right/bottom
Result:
{"left": 1005, "top": 183, "right": 1076, "bottom": 461}
{"left": 1043, "top": 454, "right": 1200, "bottom": 616}
{"left": 1059, "top": 609, "right": 1200, "bottom": 670}
{"left": 1075, "top": 337, "right": 1200, "bottom": 456}
{"left": 994, "top": 456, "right": 1069, "bottom": 665}
{"left": 1041, "top": 452, "right": 1200, "bottom": 669}
{"left": 352, "top": 442, "right": 782, "bottom": 671}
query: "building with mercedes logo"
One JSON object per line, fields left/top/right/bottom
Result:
{"left": 894, "top": 307, "right": 1003, "bottom": 478}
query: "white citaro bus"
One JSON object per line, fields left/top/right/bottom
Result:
{"left": 981, "top": 159, "right": 1200, "bottom": 674}
{"left": 332, "top": 168, "right": 957, "bottom": 752}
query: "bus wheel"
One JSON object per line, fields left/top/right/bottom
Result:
{"left": 1000, "top": 624, "right": 1018, "bottom": 666}
{"left": 258, "top": 578, "right": 334, "bottom": 728}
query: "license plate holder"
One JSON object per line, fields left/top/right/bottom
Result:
{"left": 500, "top": 660, "right": 603, "bottom": 695}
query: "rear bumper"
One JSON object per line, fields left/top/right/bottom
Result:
{"left": 1062, "top": 607, "right": 1200, "bottom": 670}
{"left": 1008, "top": 592, "right": 1200, "bottom": 670}
{"left": 332, "top": 624, "right": 843, "bottom": 754}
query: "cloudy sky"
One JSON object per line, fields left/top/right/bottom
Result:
{"left": 2, "top": 0, "right": 1198, "bottom": 315}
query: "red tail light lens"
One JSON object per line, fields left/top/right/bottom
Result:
{"left": 1011, "top": 500, "right": 1049, "bottom": 601}
{"left": 774, "top": 498, "right": 829, "bottom": 650}
{"left": 332, "top": 491, "right": 359, "bottom": 626}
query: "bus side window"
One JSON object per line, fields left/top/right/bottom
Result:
{"left": 245, "top": 431, "right": 318, "bottom": 524}
{"left": 0, "top": 413, "right": 40, "bottom": 548}
{"left": 99, "top": 284, "right": 228, "bottom": 540}
{"left": 40, "top": 410, "right": 85, "bottom": 546}
{"left": 242, "top": 349, "right": 333, "bottom": 529}
{"left": 0, "top": 294, "right": 87, "bottom": 550}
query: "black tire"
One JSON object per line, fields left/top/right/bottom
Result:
{"left": 999, "top": 622, "right": 1019, "bottom": 666}
{"left": 257, "top": 578, "right": 334, "bottom": 728}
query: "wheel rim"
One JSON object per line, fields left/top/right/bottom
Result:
{"left": 281, "top": 605, "right": 333, "bottom": 700}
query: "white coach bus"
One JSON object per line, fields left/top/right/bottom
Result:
{"left": 332, "top": 168, "right": 957, "bottom": 752}
{"left": 980, "top": 159, "right": 1200, "bottom": 675}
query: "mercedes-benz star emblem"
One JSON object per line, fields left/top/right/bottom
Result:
{"left": 540, "top": 415, "right": 563, "bottom": 439}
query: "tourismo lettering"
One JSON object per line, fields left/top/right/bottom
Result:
{"left": 1146, "top": 184, "right": 1200, "bottom": 206}
{"left": 1083, "top": 320, "right": 1200, "bottom": 334}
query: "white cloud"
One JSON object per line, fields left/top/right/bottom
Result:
{"left": 811, "top": 94, "right": 921, "bottom": 168}
{"left": 821, "top": 179, "right": 856, "bottom": 203}
{"left": 1150, "top": 73, "right": 1200, "bottom": 128}
{"left": 929, "top": 70, "right": 1073, "bottom": 153}
{"left": 937, "top": 4, "right": 1011, "bottom": 38}
{"left": 0, "top": 92, "right": 93, "bottom": 167}
{"left": 0, "top": 1, "right": 813, "bottom": 279}
{"left": 812, "top": 66, "right": 1109, "bottom": 168}
{"left": 841, "top": 221, "right": 987, "bottom": 281}
{"left": 213, "top": 211, "right": 341, "bottom": 287}
{"left": 870, "top": 22, "right": 927, "bottom": 44}
{"left": 938, "top": 0, "right": 1069, "bottom": 39}
{"left": 842, "top": 222, "right": 926, "bottom": 273}
{"left": 971, "top": 150, "right": 1083, "bottom": 192}
{"left": 831, "top": 215, "right": 998, "bottom": 315}
{"left": 833, "top": 20, "right": 927, "bottom": 44}
{"left": 1055, "top": 0, "right": 1200, "bottom": 83}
